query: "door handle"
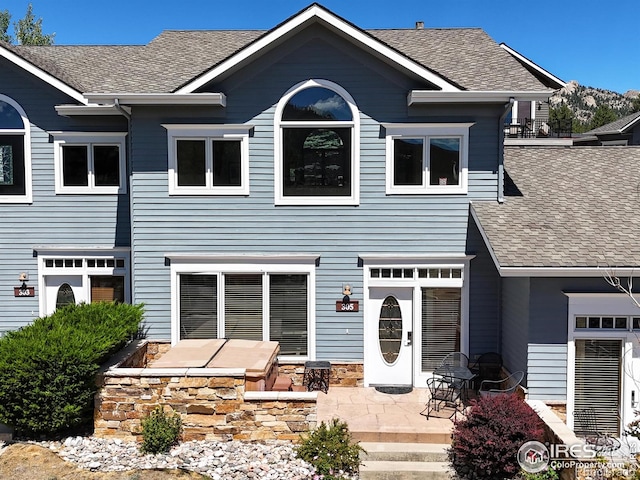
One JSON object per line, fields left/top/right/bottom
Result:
{"left": 406, "top": 331, "right": 412, "bottom": 346}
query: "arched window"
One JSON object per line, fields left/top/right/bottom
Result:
{"left": 0, "top": 95, "right": 31, "bottom": 203}
{"left": 274, "top": 79, "right": 359, "bottom": 205}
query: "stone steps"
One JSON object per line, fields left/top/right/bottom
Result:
{"left": 359, "top": 442, "right": 454, "bottom": 480}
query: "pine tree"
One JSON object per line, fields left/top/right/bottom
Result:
{"left": 0, "top": 4, "right": 54, "bottom": 46}
{"left": 589, "top": 104, "right": 618, "bottom": 130}
{"left": 14, "top": 4, "right": 54, "bottom": 46}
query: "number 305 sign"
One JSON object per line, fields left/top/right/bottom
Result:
{"left": 336, "top": 301, "right": 359, "bottom": 312}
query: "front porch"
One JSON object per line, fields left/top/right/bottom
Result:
{"left": 317, "top": 386, "right": 453, "bottom": 444}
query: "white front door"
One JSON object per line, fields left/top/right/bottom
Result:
{"left": 366, "top": 287, "right": 413, "bottom": 386}
{"left": 44, "top": 275, "right": 84, "bottom": 315}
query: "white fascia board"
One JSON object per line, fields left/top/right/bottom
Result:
{"left": 408, "top": 90, "right": 553, "bottom": 105}
{"left": 500, "top": 267, "right": 640, "bottom": 277}
{"left": 34, "top": 246, "right": 131, "bottom": 255}
{"left": 165, "top": 253, "right": 320, "bottom": 263}
{"left": 176, "top": 5, "right": 459, "bottom": 94}
{"left": 358, "top": 253, "right": 476, "bottom": 263}
{"left": 0, "top": 45, "right": 87, "bottom": 104}
{"left": 499, "top": 43, "right": 566, "bottom": 89}
{"left": 83, "top": 93, "right": 226, "bottom": 106}
{"left": 621, "top": 114, "right": 640, "bottom": 133}
{"left": 55, "top": 104, "right": 130, "bottom": 117}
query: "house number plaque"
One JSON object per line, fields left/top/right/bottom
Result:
{"left": 14, "top": 287, "right": 35, "bottom": 297}
{"left": 336, "top": 301, "right": 359, "bottom": 312}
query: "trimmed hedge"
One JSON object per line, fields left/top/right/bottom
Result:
{"left": 0, "top": 302, "right": 143, "bottom": 438}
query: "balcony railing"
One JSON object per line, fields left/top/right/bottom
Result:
{"left": 504, "top": 117, "right": 572, "bottom": 139}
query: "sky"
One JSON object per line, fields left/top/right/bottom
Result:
{"left": 2, "top": 0, "right": 638, "bottom": 94}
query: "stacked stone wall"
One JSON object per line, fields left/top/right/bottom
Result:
{"left": 95, "top": 372, "right": 317, "bottom": 442}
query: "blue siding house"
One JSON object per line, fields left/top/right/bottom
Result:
{"left": 5, "top": 2, "right": 633, "bottom": 437}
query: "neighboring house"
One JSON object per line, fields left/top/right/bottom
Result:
{"left": 472, "top": 146, "right": 640, "bottom": 437}
{"left": 4, "top": 2, "right": 626, "bottom": 435}
{"left": 575, "top": 110, "right": 640, "bottom": 145}
{"left": 499, "top": 43, "right": 568, "bottom": 139}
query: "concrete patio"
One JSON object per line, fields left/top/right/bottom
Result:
{"left": 316, "top": 386, "right": 454, "bottom": 444}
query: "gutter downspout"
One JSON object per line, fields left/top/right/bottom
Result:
{"left": 498, "top": 98, "right": 514, "bottom": 204}
{"left": 114, "top": 99, "right": 134, "bottom": 305}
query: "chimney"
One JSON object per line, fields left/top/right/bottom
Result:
{"left": 415, "top": 21, "right": 424, "bottom": 29}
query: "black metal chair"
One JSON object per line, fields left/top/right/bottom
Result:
{"left": 469, "top": 352, "right": 503, "bottom": 390}
{"left": 421, "top": 376, "right": 462, "bottom": 419}
{"left": 573, "top": 408, "right": 621, "bottom": 453}
{"left": 478, "top": 370, "right": 524, "bottom": 398}
{"left": 440, "top": 352, "right": 469, "bottom": 369}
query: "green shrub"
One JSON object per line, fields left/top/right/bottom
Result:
{"left": 296, "top": 418, "right": 365, "bottom": 479}
{"left": 0, "top": 302, "right": 143, "bottom": 438}
{"left": 140, "top": 406, "right": 182, "bottom": 454}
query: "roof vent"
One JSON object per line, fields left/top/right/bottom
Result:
{"left": 415, "top": 21, "right": 424, "bottom": 29}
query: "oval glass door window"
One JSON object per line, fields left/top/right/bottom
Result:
{"left": 379, "top": 296, "right": 402, "bottom": 364}
{"left": 56, "top": 283, "right": 75, "bottom": 310}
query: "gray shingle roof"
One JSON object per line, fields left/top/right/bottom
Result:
{"left": 586, "top": 111, "right": 640, "bottom": 135}
{"left": 472, "top": 146, "right": 640, "bottom": 268}
{"left": 10, "top": 26, "right": 546, "bottom": 94}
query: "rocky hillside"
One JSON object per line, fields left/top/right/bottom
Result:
{"left": 550, "top": 80, "right": 639, "bottom": 127}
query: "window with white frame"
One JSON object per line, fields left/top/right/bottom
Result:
{"left": 164, "top": 124, "right": 251, "bottom": 195}
{"left": 176, "top": 268, "right": 312, "bottom": 357}
{"left": 0, "top": 95, "right": 32, "bottom": 203}
{"left": 53, "top": 133, "right": 127, "bottom": 194}
{"left": 384, "top": 123, "right": 472, "bottom": 194}
{"left": 274, "top": 79, "right": 360, "bottom": 205}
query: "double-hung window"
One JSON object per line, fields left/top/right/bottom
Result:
{"left": 0, "top": 95, "right": 32, "bottom": 203}
{"left": 164, "top": 124, "right": 251, "bottom": 195}
{"left": 384, "top": 123, "right": 473, "bottom": 194}
{"left": 275, "top": 79, "right": 360, "bottom": 205}
{"left": 53, "top": 132, "right": 127, "bottom": 194}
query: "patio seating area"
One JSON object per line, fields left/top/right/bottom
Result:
{"left": 317, "top": 386, "right": 454, "bottom": 443}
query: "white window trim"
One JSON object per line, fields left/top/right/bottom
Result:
{"left": 564, "top": 293, "right": 637, "bottom": 433}
{"left": 274, "top": 79, "right": 360, "bottom": 206}
{"left": 0, "top": 95, "right": 32, "bottom": 203}
{"left": 383, "top": 123, "right": 473, "bottom": 195}
{"left": 361, "top": 256, "right": 471, "bottom": 388}
{"left": 169, "top": 258, "right": 316, "bottom": 361}
{"left": 36, "top": 247, "right": 131, "bottom": 317}
{"left": 163, "top": 124, "right": 251, "bottom": 196}
{"left": 52, "top": 132, "right": 127, "bottom": 194}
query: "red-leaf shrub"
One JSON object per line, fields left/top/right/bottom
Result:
{"left": 449, "top": 394, "right": 545, "bottom": 480}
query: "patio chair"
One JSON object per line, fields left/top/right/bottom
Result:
{"left": 478, "top": 370, "right": 524, "bottom": 398}
{"left": 421, "top": 376, "right": 462, "bottom": 419}
{"left": 573, "top": 408, "right": 621, "bottom": 453}
{"left": 440, "top": 352, "right": 469, "bottom": 369}
{"left": 469, "top": 352, "right": 503, "bottom": 390}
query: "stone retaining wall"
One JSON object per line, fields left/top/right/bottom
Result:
{"left": 95, "top": 341, "right": 319, "bottom": 442}
{"left": 95, "top": 369, "right": 318, "bottom": 442}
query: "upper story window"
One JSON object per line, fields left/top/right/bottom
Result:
{"left": 274, "top": 79, "right": 360, "bottom": 206}
{"left": 163, "top": 124, "right": 251, "bottom": 196}
{"left": 384, "top": 123, "right": 473, "bottom": 195}
{"left": 53, "top": 132, "right": 127, "bottom": 194}
{"left": 0, "top": 95, "right": 32, "bottom": 203}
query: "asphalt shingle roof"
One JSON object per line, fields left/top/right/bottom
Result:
{"left": 586, "top": 111, "right": 640, "bottom": 135}
{"left": 10, "top": 26, "right": 546, "bottom": 94}
{"left": 472, "top": 146, "right": 640, "bottom": 268}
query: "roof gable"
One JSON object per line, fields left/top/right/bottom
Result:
{"left": 175, "top": 3, "right": 460, "bottom": 93}
{"left": 0, "top": 41, "right": 86, "bottom": 104}
{"left": 587, "top": 111, "right": 640, "bottom": 135}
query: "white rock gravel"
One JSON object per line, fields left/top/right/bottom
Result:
{"left": 25, "top": 436, "right": 356, "bottom": 479}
